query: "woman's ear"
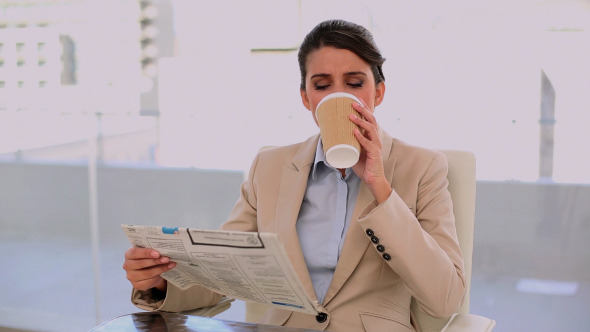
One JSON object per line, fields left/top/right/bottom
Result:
{"left": 374, "top": 82, "right": 385, "bottom": 107}
{"left": 300, "top": 89, "right": 311, "bottom": 110}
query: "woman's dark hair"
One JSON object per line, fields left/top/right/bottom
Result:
{"left": 298, "top": 19, "right": 386, "bottom": 90}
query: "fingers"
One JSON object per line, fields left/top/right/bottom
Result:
{"left": 351, "top": 102, "right": 378, "bottom": 137}
{"left": 124, "top": 255, "right": 172, "bottom": 270}
{"left": 349, "top": 102, "right": 383, "bottom": 164}
{"left": 353, "top": 126, "right": 371, "bottom": 148}
{"left": 125, "top": 246, "right": 161, "bottom": 260}
{"left": 125, "top": 260, "right": 176, "bottom": 291}
{"left": 124, "top": 247, "right": 170, "bottom": 270}
{"left": 354, "top": 97, "right": 371, "bottom": 113}
{"left": 126, "top": 261, "right": 175, "bottom": 289}
{"left": 123, "top": 246, "right": 176, "bottom": 291}
{"left": 350, "top": 112, "right": 380, "bottom": 150}
{"left": 352, "top": 100, "right": 377, "bottom": 126}
{"left": 131, "top": 275, "right": 167, "bottom": 292}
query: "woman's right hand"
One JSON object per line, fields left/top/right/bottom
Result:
{"left": 123, "top": 247, "right": 176, "bottom": 292}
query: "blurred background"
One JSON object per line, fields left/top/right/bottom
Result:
{"left": 0, "top": 0, "right": 589, "bottom": 331}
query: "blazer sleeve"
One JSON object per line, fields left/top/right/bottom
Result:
{"left": 357, "top": 152, "right": 466, "bottom": 318}
{"left": 130, "top": 153, "right": 262, "bottom": 311}
{"left": 131, "top": 283, "right": 224, "bottom": 312}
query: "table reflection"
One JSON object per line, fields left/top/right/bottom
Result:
{"left": 91, "top": 312, "right": 320, "bottom": 332}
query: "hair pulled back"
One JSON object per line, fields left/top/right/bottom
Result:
{"left": 298, "top": 19, "right": 386, "bottom": 90}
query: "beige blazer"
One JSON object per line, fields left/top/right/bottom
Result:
{"left": 132, "top": 131, "right": 466, "bottom": 332}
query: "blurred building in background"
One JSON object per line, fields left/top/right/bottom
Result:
{"left": 138, "top": 0, "right": 174, "bottom": 115}
{"left": 0, "top": 0, "right": 144, "bottom": 112}
{"left": 0, "top": 0, "right": 166, "bottom": 162}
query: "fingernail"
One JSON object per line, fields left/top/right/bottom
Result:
{"left": 350, "top": 114, "right": 358, "bottom": 120}
{"left": 151, "top": 251, "right": 160, "bottom": 258}
{"left": 161, "top": 257, "right": 170, "bottom": 263}
{"left": 168, "top": 262, "right": 176, "bottom": 269}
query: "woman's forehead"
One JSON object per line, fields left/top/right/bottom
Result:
{"left": 306, "top": 47, "right": 370, "bottom": 74}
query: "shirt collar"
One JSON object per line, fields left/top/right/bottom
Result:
{"left": 312, "top": 139, "right": 354, "bottom": 180}
{"left": 311, "top": 140, "right": 327, "bottom": 180}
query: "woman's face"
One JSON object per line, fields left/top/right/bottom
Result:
{"left": 300, "top": 46, "right": 385, "bottom": 125}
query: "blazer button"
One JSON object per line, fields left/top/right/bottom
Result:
{"left": 383, "top": 253, "right": 391, "bottom": 261}
{"left": 316, "top": 312, "right": 328, "bottom": 323}
{"left": 366, "top": 229, "right": 374, "bottom": 237}
{"left": 371, "top": 236, "right": 379, "bottom": 244}
{"left": 376, "top": 244, "right": 385, "bottom": 252}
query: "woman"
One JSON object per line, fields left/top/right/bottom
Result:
{"left": 123, "top": 19, "right": 465, "bottom": 332}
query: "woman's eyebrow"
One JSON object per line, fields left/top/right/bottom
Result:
{"left": 344, "top": 71, "right": 368, "bottom": 77}
{"left": 310, "top": 73, "right": 331, "bottom": 80}
{"left": 310, "top": 71, "right": 367, "bottom": 79}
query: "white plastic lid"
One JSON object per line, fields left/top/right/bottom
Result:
{"left": 326, "top": 144, "right": 360, "bottom": 168}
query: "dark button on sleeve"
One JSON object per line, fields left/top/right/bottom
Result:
{"left": 376, "top": 244, "right": 385, "bottom": 252}
{"left": 371, "top": 236, "right": 379, "bottom": 244}
{"left": 383, "top": 253, "right": 391, "bottom": 261}
{"left": 366, "top": 229, "right": 374, "bottom": 237}
{"left": 316, "top": 312, "right": 328, "bottom": 323}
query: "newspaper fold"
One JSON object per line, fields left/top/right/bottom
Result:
{"left": 122, "top": 224, "right": 325, "bottom": 315}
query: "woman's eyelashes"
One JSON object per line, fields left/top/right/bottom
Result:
{"left": 314, "top": 81, "right": 364, "bottom": 90}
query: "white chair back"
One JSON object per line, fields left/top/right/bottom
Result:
{"left": 410, "top": 150, "right": 476, "bottom": 331}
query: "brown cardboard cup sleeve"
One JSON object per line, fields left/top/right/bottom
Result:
{"left": 315, "top": 92, "right": 362, "bottom": 168}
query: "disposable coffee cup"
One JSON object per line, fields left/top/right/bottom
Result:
{"left": 315, "top": 92, "right": 362, "bottom": 168}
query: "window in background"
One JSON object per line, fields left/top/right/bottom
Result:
{"left": 0, "top": 1, "right": 588, "bottom": 331}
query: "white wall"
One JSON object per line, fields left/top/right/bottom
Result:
{"left": 158, "top": 0, "right": 590, "bottom": 183}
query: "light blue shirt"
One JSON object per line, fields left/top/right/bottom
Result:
{"left": 295, "top": 140, "right": 361, "bottom": 303}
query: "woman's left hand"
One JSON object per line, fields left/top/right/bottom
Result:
{"left": 350, "top": 100, "right": 392, "bottom": 204}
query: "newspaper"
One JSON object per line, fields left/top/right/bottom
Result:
{"left": 121, "top": 224, "right": 325, "bottom": 315}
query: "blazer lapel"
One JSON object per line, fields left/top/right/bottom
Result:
{"left": 322, "top": 184, "right": 372, "bottom": 305}
{"left": 274, "top": 135, "right": 320, "bottom": 303}
{"left": 323, "top": 130, "right": 396, "bottom": 305}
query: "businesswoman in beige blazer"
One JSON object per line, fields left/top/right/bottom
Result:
{"left": 123, "top": 20, "right": 466, "bottom": 332}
